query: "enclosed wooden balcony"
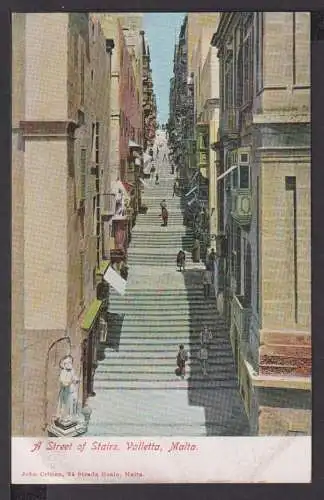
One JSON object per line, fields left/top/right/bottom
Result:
{"left": 232, "top": 294, "right": 251, "bottom": 343}
{"left": 220, "top": 107, "right": 240, "bottom": 138}
{"left": 231, "top": 188, "right": 252, "bottom": 227}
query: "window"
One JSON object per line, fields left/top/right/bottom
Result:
{"left": 239, "top": 165, "right": 250, "bottom": 188}
{"left": 79, "top": 252, "right": 84, "bottom": 305}
{"left": 244, "top": 241, "right": 252, "bottom": 306}
{"left": 285, "top": 175, "right": 298, "bottom": 323}
{"left": 224, "top": 53, "right": 234, "bottom": 110}
{"left": 80, "top": 49, "right": 85, "bottom": 106}
{"left": 91, "top": 123, "right": 96, "bottom": 162}
{"left": 95, "top": 122, "right": 100, "bottom": 166}
{"left": 93, "top": 267, "right": 96, "bottom": 289}
{"left": 256, "top": 176, "right": 260, "bottom": 313}
{"left": 91, "top": 70, "right": 94, "bottom": 82}
{"left": 231, "top": 223, "right": 241, "bottom": 294}
{"left": 235, "top": 225, "right": 241, "bottom": 295}
{"left": 255, "top": 12, "right": 263, "bottom": 92}
{"left": 232, "top": 168, "right": 238, "bottom": 189}
{"left": 80, "top": 148, "right": 86, "bottom": 200}
{"left": 93, "top": 196, "right": 97, "bottom": 236}
{"left": 243, "top": 14, "right": 254, "bottom": 104}
{"left": 73, "top": 34, "right": 79, "bottom": 68}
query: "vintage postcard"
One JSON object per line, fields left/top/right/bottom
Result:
{"left": 11, "top": 12, "right": 311, "bottom": 483}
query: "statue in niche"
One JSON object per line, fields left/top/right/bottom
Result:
{"left": 56, "top": 355, "right": 79, "bottom": 426}
{"left": 115, "top": 188, "right": 125, "bottom": 216}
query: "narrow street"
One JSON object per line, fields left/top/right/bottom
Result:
{"left": 87, "top": 133, "right": 249, "bottom": 436}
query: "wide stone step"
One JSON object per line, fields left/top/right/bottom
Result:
{"left": 92, "top": 379, "right": 239, "bottom": 390}
{"left": 96, "top": 357, "right": 234, "bottom": 367}
{"left": 131, "top": 233, "right": 192, "bottom": 239}
{"left": 132, "top": 228, "right": 189, "bottom": 233}
{"left": 111, "top": 289, "right": 209, "bottom": 295}
{"left": 86, "top": 423, "right": 207, "bottom": 437}
{"left": 129, "top": 243, "right": 193, "bottom": 249}
{"left": 94, "top": 371, "right": 236, "bottom": 382}
{"left": 136, "top": 215, "right": 184, "bottom": 220}
{"left": 96, "top": 352, "right": 234, "bottom": 362}
{"left": 109, "top": 306, "right": 218, "bottom": 314}
{"left": 126, "top": 260, "right": 192, "bottom": 266}
{"left": 118, "top": 320, "right": 224, "bottom": 328}
{"left": 100, "top": 345, "right": 232, "bottom": 354}
{"left": 129, "top": 240, "right": 193, "bottom": 246}
{"left": 109, "top": 314, "right": 222, "bottom": 322}
{"left": 104, "top": 334, "right": 229, "bottom": 344}
{"left": 109, "top": 297, "right": 215, "bottom": 304}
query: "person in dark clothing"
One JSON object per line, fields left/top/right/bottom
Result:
{"left": 155, "top": 173, "right": 159, "bottom": 185}
{"left": 203, "top": 267, "right": 212, "bottom": 299}
{"left": 161, "top": 206, "right": 168, "bottom": 226}
{"left": 208, "top": 248, "right": 216, "bottom": 269}
{"left": 207, "top": 248, "right": 216, "bottom": 282}
{"left": 176, "top": 344, "right": 188, "bottom": 379}
{"left": 177, "top": 250, "right": 186, "bottom": 272}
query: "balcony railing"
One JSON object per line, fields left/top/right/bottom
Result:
{"left": 231, "top": 188, "right": 252, "bottom": 227}
{"left": 220, "top": 107, "right": 240, "bottom": 138}
{"left": 232, "top": 294, "right": 251, "bottom": 343}
{"left": 101, "top": 193, "right": 116, "bottom": 220}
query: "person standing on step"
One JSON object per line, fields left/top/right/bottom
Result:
{"left": 202, "top": 266, "right": 212, "bottom": 299}
{"left": 199, "top": 343, "right": 208, "bottom": 377}
{"left": 207, "top": 248, "right": 216, "bottom": 282}
{"left": 155, "top": 172, "right": 159, "bottom": 185}
{"left": 176, "top": 344, "right": 188, "bottom": 379}
{"left": 172, "top": 180, "right": 178, "bottom": 198}
{"left": 200, "top": 325, "right": 212, "bottom": 346}
{"left": 192, "top": 239, "right": 201, "bottom": 263}
{"left": 161, "top": 206, "right": 168, "bottom": 226}
{"left": 177, "top": 250, "right": 186, "bottom": 272}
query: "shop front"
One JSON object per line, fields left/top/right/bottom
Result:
{"left": 81, "top": 297, "right": 108, "bottom": 403}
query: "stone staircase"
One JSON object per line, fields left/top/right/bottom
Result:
{"left": 87, "top": 134, "right": 250, "bottom": 436}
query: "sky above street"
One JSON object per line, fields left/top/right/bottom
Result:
{"left": 144, "top": 13, "right": 185, "bottom": 126}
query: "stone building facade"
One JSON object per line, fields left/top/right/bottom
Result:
{"left": 141, "top": 31, "right": 157, "bottom": 150}
{"left": 212, "top": 12, "right": 311, "bottom": 435}
{"left": 12, "top": 13, "right": 113, "bottom": 436}
{"left": 168, "top": 16, "right": 190, "bottom": 182}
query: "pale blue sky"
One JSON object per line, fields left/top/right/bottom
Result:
{"left": 144, "top": 13, "right": 185, "bottom": 125}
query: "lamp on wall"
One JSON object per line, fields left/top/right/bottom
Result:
{"left": 105, "top": 38, "right": 115, "bottom": 54}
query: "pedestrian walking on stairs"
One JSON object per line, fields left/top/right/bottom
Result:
{"left": 177, "top": 250, "right": 186, "bottom": 272}
{"left": 199, "top": 345, "right": 208, "bottom": 377}
{"left": 203, "top": 267, "right": 212, "bottom": 299}
{"left": 176, "top": 344, "right": 188, "bottom": 379}
{"left": 161, "top": 206, "right": 168, "bottom": 226}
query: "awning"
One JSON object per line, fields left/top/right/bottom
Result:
{"left": 104, "top": 265, "right": 127, "bottom": 296}
{"left": 81, "top": 299, "right": 103, "bottom": 331}
{"left": 122, "top": 181, "right": 134, "bottom": 193}
{"left": 129, "top": 140, "right": 142, "bottom": 149}
{"left": 96, "top": 260, "right": 110, "bottom": 277}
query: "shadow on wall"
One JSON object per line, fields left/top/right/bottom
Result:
{"left": 179, "top": 195, "right": 250, "bottom": 436}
